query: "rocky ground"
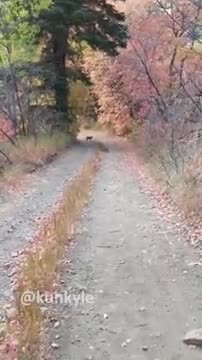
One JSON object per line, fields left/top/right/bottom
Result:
{"left": 0, "top": 132, "right": 201, "bottom": 359}
{"left": 0, "top": 139, "right": 96, "bottom": 304}
{"left": 48, "top": 136, "right": 202, "bottom": 360}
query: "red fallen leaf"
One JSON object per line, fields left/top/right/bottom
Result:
{"left": 2, "top": 338, "right": 18, "bottom": 358}
{"left": 4, "top": 343, "right": 11, "bottom": 353}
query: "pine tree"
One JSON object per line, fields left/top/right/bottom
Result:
{"left": 39, "top": 0, "right": 127, "bottom": 119}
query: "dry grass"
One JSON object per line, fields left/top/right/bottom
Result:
{"left": 133, "top": 134, "right": 202, "bottom": 218}
{"left": 176, "top": 177, "right": 201, "bottom": 216}
{"left": 0, "top": 132, "right": 71, "bottom": 185}
{"left": 175, "top": 150, "right": 202, "bottom": 216}
{"left": 1, "top": 153, "right": 100, "bottom": 360}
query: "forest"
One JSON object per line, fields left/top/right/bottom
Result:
{"left": 0, "top": 0, "right": 126, "bottom": 176}
{"left": 0, "top": 0, "right": 201, "bottom": 212}
{"left": 0, "top": 1, "right": 201, "bottom": 359}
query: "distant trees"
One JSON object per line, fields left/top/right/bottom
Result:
{"left": 39, "top": 0, "right": 127, "bottom": 124}
{"left": 0, "top": 0, "right": 128, "bottom": 137}
{"left": 88, "top": 0, "right": 202, "bottom": 136}
{"left": 0, "top": 0, "right": 48, "bottom": 136}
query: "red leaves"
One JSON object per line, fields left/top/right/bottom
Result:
{"left": 83, "top": 0, "right": 202, "bottom": 135}
{"left": 0, "top": 118, "right": 15, "bottom": 141}
{"left": 0, "top": 336, "right": 19, "bottom": 359}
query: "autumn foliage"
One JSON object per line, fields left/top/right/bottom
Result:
{"left": 0, "top": 118, "right": 15, "bottom": 141}
{"left": 84, "top": 0, "right": 202, "bottom": 215}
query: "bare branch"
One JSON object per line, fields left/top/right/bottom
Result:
{"left": 0, "top": 127, "right": 16, "bottom": 146}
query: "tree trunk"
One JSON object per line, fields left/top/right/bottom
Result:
{"left": 53, "top": 30, "right": 68, "bottom": 114}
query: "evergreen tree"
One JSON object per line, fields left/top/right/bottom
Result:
{"left": 39, "top": 0, "right": 128, "bottom": 119}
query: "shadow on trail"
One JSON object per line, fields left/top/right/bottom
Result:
{"left": 76, "top": 137, "right": 133, "bottom": 153}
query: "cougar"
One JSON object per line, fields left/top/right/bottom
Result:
{"left": 86, "top": 136, "right": 93, "bottom": 141}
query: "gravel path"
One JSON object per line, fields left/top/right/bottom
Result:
{"left": 50, "top": 137, "right": 202, "bottom": 360}
{"left": 0, "top": 141, "right": 96, "bottom": 303}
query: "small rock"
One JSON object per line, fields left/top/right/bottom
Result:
{"left": 81, "top": 310, "right": 87, "bottom": 315}
{"left": 142, "top": 345, "right": 149, "bottom": 351}
{"left": 139, "top": 306, "right": 146, "bottom": 312}
{"left": 54, "top": 321, "right": 60, "bottom": 329}
{"left": 188, "top": 262, "right": 202, "bottom": 267}
{"left": 183, "top": 329, "right": 202, "bottom": 347}
{"left": 50, "top": 317, "right": 58, "bottom": 323}
{"left": 70, "top": 270, "right": 76, "bottom": 275}
{"left": 11, "top": 252, "right": 18, "bottom": 258}
{"left": 75, "top": 335, "right": 80, "bottom": 342}
{"left": 55, "top": 335, "right": 60, "bottom": 340}
{"left": 6, "top": 307, "right": 17, "bottom": 320}
{"left": 3, "top": 304, "right": 11, "bottom": 310}
{"left": 51, "top": 342, "right": 60, "bottom": 349}
{"left": 121, "top": 339, "right": 132, "bottom": 348}
{"left": 126, "top": 338, "right": 132, "bottom": 344}
{"left": 4, "top": 262, "right": 11, "bottom": 270}
{"left": 8, "top": 268, "right": 17, "bottom": 277}
{"left": 103, "top": 313, "right": 109, "bottom": 320}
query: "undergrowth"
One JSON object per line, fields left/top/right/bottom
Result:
{"left": 0, "top": 132, "right": 72, "bottom": 186}
{"left": 132, "top": 131, "right": 202, "bottom": 219}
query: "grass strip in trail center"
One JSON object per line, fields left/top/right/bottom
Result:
{"left": 0, "top": 151, "right": 101, "bottom": 360}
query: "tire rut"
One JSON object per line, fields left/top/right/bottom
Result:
{"left": 0, "top": 142, "right": 96, "bottom": 304}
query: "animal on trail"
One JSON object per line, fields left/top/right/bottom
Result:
{"left": 86, "top": 136, "right": 93, "bottom": 142}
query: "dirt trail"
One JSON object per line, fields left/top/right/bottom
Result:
{"left": 0, "top": 139, "right": 97, "bottom": 304}
{"left": 51, "top": 137, "right": 202, "bottom": 360}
